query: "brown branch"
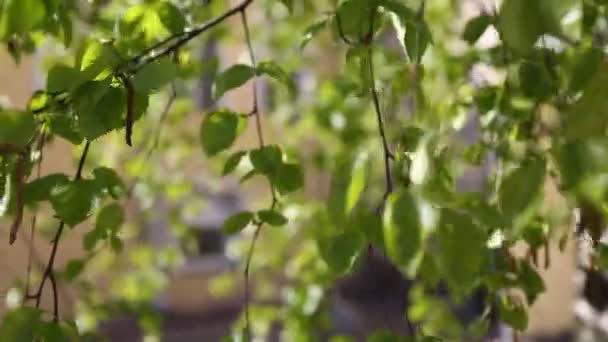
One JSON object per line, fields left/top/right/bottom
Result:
{"left": 125, "top": 0, "right": 255, "bottom": 73}
{"left": 119, "top": 74, "right": 136, "bottom": 146}
{"left": 33, "top": 141, "right": 91, "bottom": 322}
{"left": 238, "top": 6, "right": 279, "bottom": 337}
{"left": 367, "top": 47, "right": 393, "bottom": 200}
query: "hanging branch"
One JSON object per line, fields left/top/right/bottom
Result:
{"left": 237, "top": 7, "right": 278, "bottom": 338}
{"left": 29, "top": 141, "right": 91, "bottom": 322}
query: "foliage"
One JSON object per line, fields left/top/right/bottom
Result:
{"left": 0, "top": 0, "right": 607, "bottom": 340}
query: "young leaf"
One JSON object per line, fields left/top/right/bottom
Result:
{"left": 518, "top": 260, "right": 545, "bottom": 305}
{"left": 317, "top": 230, "right": 362, "bottom": 274}
{"left": 223, "top": 211, "right": 254, "bottom": 234}
{"left": 222, "top": 151, "right": 247, "bottom": 176}
{"left": 405, "top": 20, "right": 432, "bottom": 63}
{"left": 434, "top": 209, "right": 485, "bottom": 291}
{"left": 24, "top": 173, "right": 70, "bottom": 206}
{"left": 156, "top": 1, "right": 186, "bottom": 34}
{"left": 256, "top": 61, "right": 296, "bottom": 95}
{"left": 275, "top": 162, "right": 304, "bottom": 194}
{"left": 249, "top": 145, "right": 282, "bottom": 177}
{"left": 95, "top": 202, "right": 124, "bottom": 233}
{"left": 132, "top": 58, "right": 178, "bottom": 93}
{"left": 213, "top": 64, "right": 256, "bottom": 99}
{"left": 0, "top": 307, "right": 42, "bottom": 341}
{"left": 50, "top": 179, "right": 98, "bottom": 226}
{"left": 300, "top": 17, "right": 328, "bottom": 50}
{"left": 79, "top": 42, "right": 119, "bottom": 80}
{"left": 383, "top": 191, "right": 421, "bottom": 269}
{"left": 498, "top": 0, "right": 559, "bottom": 53}
{"left": 565, "top": 64, "right": 608, "bottom": 139}
{"left": 63, "top": 259, "right": 85, "bottom": 280}
{"left": 73, "top": 81, "right": 124, "bottom": 140}
{"left": 0, "top": 110, "right": 36, "bottom": 147}
{"left": 463, "top": 15, "right": 493, "bottom": 44}
{"left": 498, "top": 296, "right": 528, "bottom": 331}
{"left": 93, "top": 167, "right": 126, "bottom": 199}
{"left": 345, "top": 153, "right": 367, "bottom": 215}
{"left": 200, "top": 110, "right": 246, "bottom": 156}
{"left": 47, "top": 64, "right": 86, "bottom": 93}
{"left": 258, "top": 209, "right": 288, "bottom": 226}
{"left": 0, "top": 0, "right": 46, "bottom": 38}
{"left": 498, "top": 156, "right": 545, "bottom": 226}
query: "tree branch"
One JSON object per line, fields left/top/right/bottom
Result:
{"left": 32, "top": 141, "right": 91, "bottom": 322}
{"left": 125, "top": 0, "right": 255, "bottom": 73}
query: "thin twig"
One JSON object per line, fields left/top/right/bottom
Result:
{"left": 239, "top": 6, "right": 279, "bottom": 337}
{"left": 33, "top": 141, "right": 91, "bottom": 322}
{"left": 367, "top": 47, "right": 393, "bottom": 199}
{"left": 125, "top": 0, "right": 255, "bottom": 73}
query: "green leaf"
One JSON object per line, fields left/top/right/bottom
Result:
{"left": 498, "top": 156, "right": 545, "bottom": 226}
{"left": 110, "top": 235, "right": 123, "bottom": 253}
{"left": 222, "top": 151, "right": 247, "bottom": 176}
{"left": 335, "top": 0, "right": 374, "bottom": 40}
{"left": 569, "top": 47, "right": 603, "bottom": 93}
{"left": 498, "top": 296, "right": 528, "bottom": 331}
{"left": 24, "top": 173, "right": 70, "bottom": 206}
{"left": 518, "top": 260, "right": 545, "bottom": 305}
{"left": 213, "top": 64, "right": 256, "bottom": 99}
{"left": 317, "top": 229, "right": 362, "bottom": 274}
{"left": 49, "top": 112, "right": 83, "bottom": 145}
{"left": 519, "top": 60, "right": 553, "bottom": 100}
{"left": 79, "top": 42, "right": 119, "bottom": 80}
{"left": 565, "top": 64, "right": 608, "bottom": 139}
{"left": 249, "top": 145, "right": 283, "bottom": 177}
{"left": 156, "top": 1, "right": 186, "bottom": 34}
{"left": 301, "top": 17, "right": 328, "bottom": 50}
{"left": 498, "top": 0, "right": 560, "bottom": 53}
{"left": 133, "top": 58, "right": 178, "bottom": 93}
{"left": 434, "top": 209, "right": 485, "bottom": 291}
{"left": 93, "top": 167, "right": 126, "bottom": 199}
{"left": 47, "top": 64, "right": 86, "bottom": 93}
{"left": 405, "top": 20, "right": 432, "bottom": 63}
{"left": 95, "top": 202, "right": 124, "bottom": 232}
{"left": 0, "top": 110, "right": 36, "bottom": 146}
{"left": 327, "top": 158, "right": 353, "bottom": 228}
{"left": 222, "top": 211, "right": 254, "bottom": 234}
{"left": 50, "top": 179, "right": 98, "bottom": 226}
{"left": 200, "top": 110, "right": 246, "bottom": 156}
{"left": 258, "top": 209, "right": 288, "bottom": 226}
{"left": 0, "top": 307, "right": 41, "bottom": 341}
{"left": 345, "top": 154, "right": 367, "bottom": 215}
{"left": 463, "top": 15, "right": 493, "bottom": 45}
{"left": 382, "top": 0, "right": 416, "bottom": 57}
{"left": 63, "top": 259, "right": 85, "bottom": 280}
{"left": 73, "top": 80, "right": 125, "bottom": 140}
{"left": 383, "top": 191, "right": 421, "bottom": 270}
{"left": 0, "top": 0, "right": 46, "bottom": 38}
{"left": 256, "top": 61, "right": 296, "bottom": 95}
{"left": 275, "top": 162, "right": 304, "bottom": 195}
